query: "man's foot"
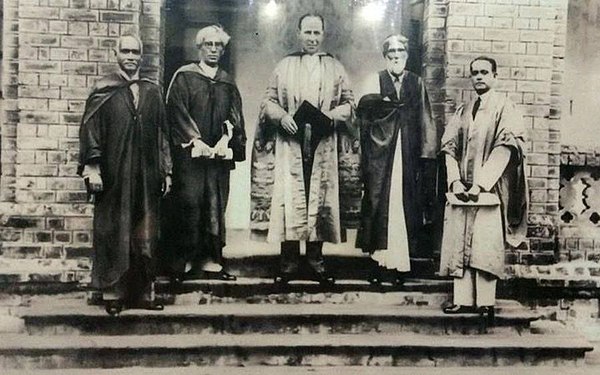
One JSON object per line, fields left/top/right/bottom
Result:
{"left": 202, "top": 270, "right": 237, "bottom": 281}
{"left": 367, "top": 272, "right": 382, "bottom": 286}
{"left": 274, "top": 273, "right": 293, "bottom": 286}
{"left": 313, "top": 272, "right": 335, "bottom": 287}
{"left": 478, "top": 305, "right": 495, "bottom": 326}
{"left": 138, "top": 300, "right": 165, "bottom": 311}
{"left": 442, "top": 304, "right": 476, "bottom": 314}
{"left": 104, "top": 300, "right": 123, "bottom": 316}
{"left": 391, "top": 271, "right": 406, "bottom": 287}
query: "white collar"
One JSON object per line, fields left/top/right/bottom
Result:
{"left": 477, "top": 89, "right": 493, "bottom": 104}
{"left": 387, "top": 69, "right": 404, "bottom": 82}
{"left": 199, "top": 61, "right": 218, "bottom": 79}
{"left": 119, "top": 69, "right": 139, "bottom": 82}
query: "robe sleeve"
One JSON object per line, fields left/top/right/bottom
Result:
{"left": 229, "top": 86, "right": 247, "bottom": 162}
{"left": 262, "top": 63, "right": 289, "bottom": 125}
{"left": 166, "top": 73, "right": 203, "bottom": 145}
{"left": 475, "top": 146, "right": 511, "bottom": 192}
{"left": 331, "top": 63, "right": 357, "bottom": 138}
{"left": 445, "top": 154, "right": 461, "bottom": 188}
{"left": 493, "top": 97, "right": 526, "bottom": 160}
{"left": 419, "top": 78, "right": 438, "bottom": 159}
{"left": 77, "top": 106, "right": 103, "bottom": 176}
{"left": 158, "top": 90, "right": 172, "bottom": 177}
{"left": 440, "top": 105, "right": 464, "bottom": 160}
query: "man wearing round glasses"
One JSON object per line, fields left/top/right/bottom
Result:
{"left": 165, "top": 25, "right": 246, "bottom": 282}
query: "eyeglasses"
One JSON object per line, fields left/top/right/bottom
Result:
{"left": 198, "top": 41, "right": 225, "bottom": 49}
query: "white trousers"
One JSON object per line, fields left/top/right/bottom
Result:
{"left": 453, "top": 267, "right": 497, "bottom": 307}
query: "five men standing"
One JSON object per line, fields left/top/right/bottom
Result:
{"left": 250, "top": 14, "right": 355, "bottom": 285}
{"left": 79, "top": 15, "right": 528, "bottom": 318}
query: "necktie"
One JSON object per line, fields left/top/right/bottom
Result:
{"left": 472, "top": 97, "right": 481, "bottom": 120}
{"left": 392, "top": 74, "right": 401, "bottom": 99}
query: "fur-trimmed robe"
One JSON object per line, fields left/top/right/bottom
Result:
{"left": 250, "top": 53, "right": 356, "bottom": 243}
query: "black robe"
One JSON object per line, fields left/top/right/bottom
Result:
{"left": 78, "top": 73, "right": 172, "bottom": 290}
{"left": 162, "top": 64, "right": 246, "bottom": 272}
{"left": 355, "top": 70, "right": 439, "bottom": 255}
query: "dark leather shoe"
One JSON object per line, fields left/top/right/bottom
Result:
{"left": 443, "top": 304, "right": 476, "bottom": 314}
{"left": 105, "top": 300, "right": 123, "bottom": 316}
{"left": 478, "top": 305, "right": 495, "bottom": 326}
{"left": 367, "top": 272, "right": 382, "bottom": 286}
{"left": 315, "top": 273, "right": 335, "bottom": 287}
{"left": 274, "top": 273, "right": 292, "bottom": 286}
{"left": 204, "top": 270, "right": 237, "bottom": 281}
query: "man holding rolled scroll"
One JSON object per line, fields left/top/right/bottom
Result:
{"left": 166, "top": 25, "right": 246, "bottom": 281}
{"left": 439, "top": 56, "right": 528, "bottom": 322}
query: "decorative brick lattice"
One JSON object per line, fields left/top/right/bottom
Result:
{"left": 559, "top": 145, "right": 600, "bottom": 264}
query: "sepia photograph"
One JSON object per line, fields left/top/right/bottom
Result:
{"left": 0, "top": 0, "right": 599, "bottom": 373}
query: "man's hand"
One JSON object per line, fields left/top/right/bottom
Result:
{"left": 213, "top": 135, "right": 232, "bottom": 159}
{"left": 162, "top": 175, "right": 172, "bottom": 197}
{"left": 191, "top": 139, "right": 212, "bottom": 158}
{"left": 280, "top": 114, "right": 298, "bottom": 135}
{"left": 466, "top": 184, "right": 481, "bottom": 202}
{"left": 451, "top": 180, "right": 469, "bottom": 202}
{"left": 85, "top": 173, "right": 103, "bottom": 194}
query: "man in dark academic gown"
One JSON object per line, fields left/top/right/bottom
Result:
{"left": 165, "top": 25, "right": 246, "bottom": 281}
{"left": 78, "top": 35, "right": 172, "bottom": 314}
{"left": 355, "top": 34, "right": 439, "bottom": 284}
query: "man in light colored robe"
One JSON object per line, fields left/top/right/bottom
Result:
{"left": 250, "top": 14, "right": 355, "bottom": 285}
{"left": 355, "top": 34, "right": 439, "bottom": 284}
{"left": 439, "top": 56, "right": 528, "bottom": 320}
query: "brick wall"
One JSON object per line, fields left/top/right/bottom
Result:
{"left": 0, "top": 0, "right": 587, "bottom": 283}
{"left": 422, "top": 0, "right": 569, "bottom": 266}
{"left": 0, "top": 0, "right": 163, "bottom": 283}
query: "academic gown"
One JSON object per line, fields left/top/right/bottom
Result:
{"left": 355, "top": 70, "right": 438, "bottom": 263}
{"left": 438, "top": 91, "right": 528, "bottom": 279}
{"left": 164, "top": 64, "right": 246, "bottom": 271}
{"left": 78, "top": 73, "right": 172, "bottom": 291}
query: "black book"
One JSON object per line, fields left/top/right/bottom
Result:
{"left": 292, "top": 100, "right": 333, "bottom": 141}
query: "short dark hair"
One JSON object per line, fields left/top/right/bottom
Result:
{"left": 298, "top": 13, "right": 325, "bottom": 31}
{"left": 470, "top": 56, "right": 497, "bottom": 74}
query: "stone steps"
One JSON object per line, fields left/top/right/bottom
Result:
{"left": 16, "top": 302, "right": 538, "bottom": 336}
{"left": 0, "top": 332, "right": 593, "bottom": 369}
{"left": 3, "top": 366, "right": 599, "bottom": 375}
{"left": 0, "top": 279, "right": 594, "bottom": 370}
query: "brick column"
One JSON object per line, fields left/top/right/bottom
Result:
{"left": 0, "top": 0, "right": 165, "bottom": 283}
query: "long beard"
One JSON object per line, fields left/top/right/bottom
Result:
{"left": 387, "top": 60, "right": 406, "bottom": 75}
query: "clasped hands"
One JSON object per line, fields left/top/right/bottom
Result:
{"left": 451, "top": 180, "right": 483, "bottom": 202}
{"left": 190, "top": 137, "right": 232, "bottom": 159}
{"left": 280, "top": 111, "right": 333, "bottom": 135}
